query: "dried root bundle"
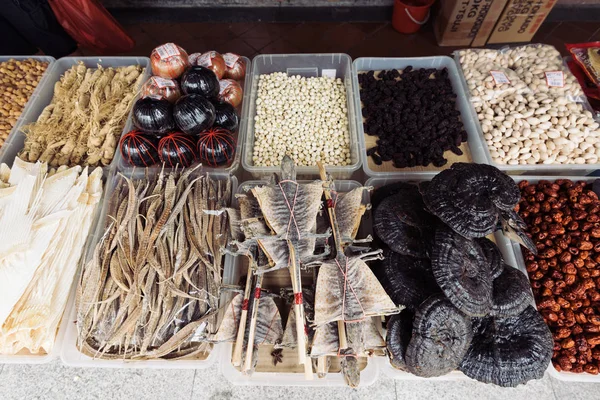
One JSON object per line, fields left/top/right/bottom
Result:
{"left": 20, "top": 62, "right": 145, "bottom": 168}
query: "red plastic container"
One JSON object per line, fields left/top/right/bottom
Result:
{"left": 392, "top": 0, "right": 435, "bottom": 34}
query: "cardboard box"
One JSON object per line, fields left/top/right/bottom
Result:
{"left": 472, "top": 0, "right": 510, "bottom": 47}
{"left": 434, "top": 0, "right": 509, "bottom": 47}
{"left": 488, "top": 0, "right": 558, "bottom": 44}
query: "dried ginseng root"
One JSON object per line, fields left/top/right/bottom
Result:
{"left": 20, "top": 62, "right": 145, "bottom": 168}
{"left": 76, "top": 168, "right": 231, "bottom": 360}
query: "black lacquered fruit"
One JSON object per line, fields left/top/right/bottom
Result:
{"left": 196, "top": 127, "right": 235, "bottom": 167}
{"left": 119, "top": 130, "right": 160, "bottom": 167}
{"left": 158, "top": 132, "right": 197, "bottom": 167}
{"left": 180, "top": 65, "right": 219, "bottom": 99}
{"left": 213, "top": 102, "right": 239, "bottom": 131}
{"left": 132, "top": 97, "right": 175, "bottom": 135}
{"left": 174, "top": 94, "right": 216, "bottom": 135}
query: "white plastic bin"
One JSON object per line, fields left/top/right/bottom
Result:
{"left": 509, "top": 175, "right": 600, "bottom": 382}
{"left": 241, "top": 54, "right": 361, "bottom": 180}
{"left": 364, "top": 176, "right": 543, "bottom": 382}
{"left": 0, "top": 56, "right": 55, "bottom": 160}
{"left": 352, "top": 57, "right": 488, "bottom": 179}
{"left": 113, "top": 57, "right": 252, "bottom": 177}
{"left": 453, "top": 52, "right": 600, "bottom": 176}
{"left": 219, "top": 179, "right": 380, "bottom": 387}
{"left": 60, "top": 166, "right": 237, "bottom": 369}
{"left": 0, "top": 56, "right": 151, "bottom": 170}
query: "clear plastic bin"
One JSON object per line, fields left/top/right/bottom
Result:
{"left": 113, "top": 57, "right": 252, "bottom": 177}
{"left": 364, "top": 176, "right": 540, "bottom": 382}
{"left": 352, "top": 57, "right": 488, "bottom": 179}
{"left": 453, "top": 52, "right": 600, "bottom": 176}
{"left": 241, "top": 54, "right": 362, "bottom": 180}
{"left": 0, "top": 56, "right": 55, "bottom": 161}
{"left": 509, "top": 175, "right": 600, "bottom": 383}
{"left": 0, "top": 56, "right": 151, "bottom": 170}
{"left": 60, "top": 165, "right": 237, "bottom": 369}
{"left": 219, "top": 179, "right": 380, "bottom": 387}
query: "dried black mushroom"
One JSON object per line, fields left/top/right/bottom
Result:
{"left": 476, "top": 237, "right": 504, "bottom": 279}
{"left": 374, "top": 202, "right": 428, "bottom": 259}
{"left": 375, "top": 249, "right": 439, "bottom": 309}
{"left": 431, "top": 226, "right": 492, "bottom": 317}
{"left": 405, "top": 294, "right": 472, "bottom": 378}
{"left": 422, "top": 163, "right": 520, "bottom": 239}
{"left": 459, "top": 306, "right": 553, "bottom": 387}
{"left": 491, "top": 265, "right": 533, "bottom": 318}
{"left": 371, "top": 183, "right": 434, "bottom": 227}
{"left": 386, "top": 309, "right": 414, "bottom": 371}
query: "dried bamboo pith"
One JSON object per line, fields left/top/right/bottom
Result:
{"left": 76, "top": 169, "right": 231, "bottom": 360}
{"left": 0, "top": 158, "right": 103, "bottom": 355}
{"left": 20, "top": 62, "right": 145, "bottom": 168}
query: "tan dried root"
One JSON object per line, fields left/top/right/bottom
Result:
{"left": 76, "top": 170, "right": 231, "bottom": 360}
{"left": 19, "top": 61, "right": 145, "bottom": 168}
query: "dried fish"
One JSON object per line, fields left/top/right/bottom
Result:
{"left": 76, "top": 170, "right": 231, "bottom": 360}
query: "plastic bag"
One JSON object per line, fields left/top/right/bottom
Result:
{"left": 567, "top": 42, "right": 600, "bottom": 88}
{"left": 48, "top": 0, "right": 134, "bottom": 54}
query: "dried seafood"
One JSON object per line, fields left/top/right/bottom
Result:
{"left": 76, "top": 168, "right": 231, "bottom": 359}
{"left": 0, "top": 157, "right": 102, "bottom": 355}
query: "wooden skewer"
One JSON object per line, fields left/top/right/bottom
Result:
{"left": 243, "top": 273, "right": 264, "bottom": 374}
{"left": 317, "top": 162, "right": 349, "bottom": 353}
{"left": 317, "top": 356, "right": 327, "bottom": 378}
{"left": 232, "top": 265, "right": 254, "bottom": 367}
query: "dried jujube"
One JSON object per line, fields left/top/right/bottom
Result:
{"left": 405, "top": 294, "right": 473, "bottom": 378}
{"left": 459, "top": 306, "right": 553, "bottom": 387}
{"left": 119, "top": 130, "right": 160, "bottom": 167}
{"left": 359, "top": 67, "right": 467, "bottom": 169}
{"left": 158, "top": 132, "right": 197, "bottom": 167}
{"left": 196, "top": 127, "right": 236, "bottom": 167}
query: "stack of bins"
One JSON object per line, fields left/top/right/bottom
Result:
{"left": 0, "top": 56, "right": 150, "bottom": 365}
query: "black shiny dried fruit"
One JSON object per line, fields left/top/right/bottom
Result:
{"left": 476, "top": 237, "right": 504, "bottom": 279}
{"left": 405, "top": 294, "right": 472, "bottom": 378}
{"left": 459, "top": 306, "right": 553, "bottom": 387}
{"left": 386, "top": 309, "right": 414, "bottom": 371}
{"left": 431, "top": 225, "right": 492, "bottom": 317}
{"left": 422, "top": 163, "right": 520, "bottom": 238}
{"left": 375, "top": 250, "right": 439, "bottom": 309}
{"left": 491, "top": 265, "right": 533, "bottom": 318}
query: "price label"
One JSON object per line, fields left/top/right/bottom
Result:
{"left": 223, "top": 53, "right": 240, "bottom": 68}
{"left": 155, "top": 43, "right": 180, "bottom": 59}
{"left": 322, "top": 69, "right": 337, "bottom": 79}
{"left": 153, "top": 76, "right": 176, "bottom": 88}
{"left": 197, "top": 52, "right": 213, "bottom": 67}
{"left": 545, "top": 71, "right": 565, "bottom": 88}
{"left": 490, "top": 70, "right": 511, "bottom": 85}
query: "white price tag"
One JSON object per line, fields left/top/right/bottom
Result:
{"left": 197, "top": 52, "right": 213, "bottom": 67}
{"left": 545, "top": 71, "right": 565, "bottom": 88}
{"left": 490, "top": 70, "right": 510, "bottom": 85}
{"left": 322, "top": 69, "right": 336, "bottom": 79}
{"left": 155, "top": 43, "right": 180, "bottom": 60}
{"left": 153, "top": 76, "right": 176, "bottom": 88}
{"left": 223, "top": 53, "right": 240, "bottom": 68}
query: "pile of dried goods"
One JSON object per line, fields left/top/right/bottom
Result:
{"left": 359, "top": 67, "right": 467, "bottom": 168}
{"left": 517, "top": 179, "right": 600, "bottom": 375}
{"left": 0, "top": 58, "right": 49, "bottom": 149}
{"left": 0, "top": 157, "right": 103, "bottom": 355}
{"left": 458, "top": 44, "right": 600, "bottom": 165}
{"left": 76, "top": 169, "right": 231, "bottom": 360}
{"left": 120, "top": 44, "right": 244, "bottom": 169}
{"left": 20, "top": 62, "right": 145, "bottom": 167}
{"left": 252, "top": 73, "right": 351, "bottom": 167}
{"left": 373, "top": 163, "right": 553, "bottom": 387}
{"left": 216, "top": 158, "right": 395, "bottom": 387}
